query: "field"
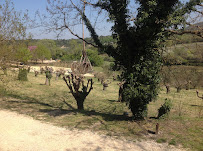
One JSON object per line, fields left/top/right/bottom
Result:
{"left": 0, "top": 67, "right": 203, "bottom": 151}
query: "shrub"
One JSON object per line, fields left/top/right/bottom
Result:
{"left": 109, "top": 62, "right": 121, "bottom": 71}
{"left": 169, "top": 139, "right": 176, "bottom": 145}
{"left": 0, "top": 86, "right": 6, "bottom": 97}
{"left": 157, "top": 98, "right": 172, "bottom": 119}
{"left": 18, "top": 68, "right": 28, "bottom": 81}
{"left": 86, "top": 49, "right": 104, "bottom": 66}
{"left": 156, "top": 138, "right": 167, "bottom": 143}
{"left": 102, "top": 65, "right": 113, "bottom": 77}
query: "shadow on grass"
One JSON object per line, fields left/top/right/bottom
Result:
{"left": 4, "top": 93, "right": 132, "bottom": 122}
{"left": 6, "top": 93, "right": 54, "bottom": 108}
{"left": 40, "top": 101, "right": 132, "bottom": 121}
{"left": 191, "top": 104, "right": 203, "bottom": 107}
{"left": 108, "top": 99, "right": 119, "bottom": 103}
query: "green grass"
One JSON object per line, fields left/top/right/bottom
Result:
{"left": 0, "top": 68, "right": 203, "bottom": 151}
{"left": 156, "top": 138, "right": 167, "bottom": 143}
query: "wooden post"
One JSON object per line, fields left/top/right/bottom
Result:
{"left": 156, "top": 123, "right": 159, "bottom": 135}
{"left": 82, "top": 0, "right": 86, "bottom": 53}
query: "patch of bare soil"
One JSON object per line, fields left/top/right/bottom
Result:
{"left": 0, "top": 110, "right": 185, "bottom": 151}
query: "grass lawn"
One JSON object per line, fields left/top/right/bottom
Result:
{"left": 0, "top": 68, "right": 203, "bottom": 151}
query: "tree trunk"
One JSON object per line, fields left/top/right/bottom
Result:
{"left": 130, "top": 99, "right": 147, "bottom": 120}
{"left": 76, "top": 99, "right": 84, "bottom": 110}
{"left": 56, "top": 75, "right": 58, "bottom": 80}
{"left": 118, "top": 86, "right": 124, "bottom": 102}
{"left": 166, "top": 85, "right": 170, "bottom": 94}
{"left": 177, "top": 87, "right": 181, "bottom": 93}
{"left": 185, "top": 83, "right": 190, "bottom": 90}
{"left": 45, "top": 78, "right": 49, "bottom": 85}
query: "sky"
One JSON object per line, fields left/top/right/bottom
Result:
{"left": 11, "top": 0, "right": 112, "bottom": 40}
{"left": 5, "top": 0, "right": 198, "bottom": 40}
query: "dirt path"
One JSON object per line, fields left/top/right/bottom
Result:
{"left": 0, "top": 110, "right": 184, "bottom": 151}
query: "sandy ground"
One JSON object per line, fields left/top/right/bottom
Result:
{"left": 0, "top": 110, "right": 185, "bottom": 151}
{"left": 11, "top": 65, "right": 94, "bottom": 77}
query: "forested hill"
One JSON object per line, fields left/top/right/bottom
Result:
{"left": 28, "top": 36, "right": 115, "bottom": 48}
{"left": 185, "top": 22, "right": 203, "bottom": 30}
{"left": 29, "top": 25, "right": 203, "bottom": 48}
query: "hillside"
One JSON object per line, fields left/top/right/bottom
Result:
{"left": 185, "top": 22, "right": 203, "bottom": 31}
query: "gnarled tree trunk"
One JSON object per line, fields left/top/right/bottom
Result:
{"left": 63, "top": 74, "right": 93, "bottom": 110}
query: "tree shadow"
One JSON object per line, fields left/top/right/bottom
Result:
{"left": 191, "top": 104, "right": 203, "bottom": 107}
{"left": 6, "top": 93, "right": 54, "bottom": 108}
{"left": 40, "top": 100, "right": 132, "bottom": 121}
{"left": 108, "top": 99, "right": 119, "bottom": 103}
{"left": 39, "top": 109, "right": 77, "bottom": 117}
{"left": 5, "top": 93, "right": 132, "bottom": 121}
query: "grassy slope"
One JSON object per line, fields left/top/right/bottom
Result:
{"left": 0, "top": 69, "right": 203, "bottom": 151}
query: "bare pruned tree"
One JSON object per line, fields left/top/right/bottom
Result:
{"left": 63, "top": 74, "right": 93, "bottom": 110}
{"left": 102, "top": 80, "right": 111, "bottom": 90}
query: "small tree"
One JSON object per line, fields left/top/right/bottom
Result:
{"left": 0, "top": 0, "right": 28, "bottom": 76}
{"left": 161, "top": 66, "right": 172, "bottom": 94}
{"left": 118, "top": 81, "right": 125, "bottom": 102}
{"left": 189, "top": 69, "right": 203, "bottom": 89}
{"left": 18, "top": 68, "right": 28, "bottom": 81}
{"left": 34, "top": 44, "right": 51, "bottom": 63}
{"left": 157, "top": 98, "right": 172, "bottom": 119}
{"left": 16, "top": 47, "right": 32, "bottom": 64}
{"left": 102, "top": 80, "right": 111, "bottom": 90}
{"left": 171, "top": 66, "right": 187, "bottom": 93}
{"left": 63, "top": 74, "right": 93, "bottom": 110}
{"left": 45, "top": 67, "right": 53, "bottom": 86}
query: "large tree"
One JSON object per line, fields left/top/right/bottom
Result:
{"left": 32, "top": 44, "right": 51, "bottom": 63}
{"left": 46, "top": 0, "right": 202, "bottom": 119}
{"left": 0, "top": 0, "right": 28, "bottom": 71}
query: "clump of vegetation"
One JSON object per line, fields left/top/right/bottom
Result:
{"left": 0, "top": 86, "right": 6, "bottom": 97}
{"left": 156, "top": 138, "right": 167, "bottom": 143}
{"left": 169, "top": 139, "right": 176, "bottom": 146}
{"left": 45, "top": 67, "right": 53, "bottom": 86}
{"left": 18, "top": 68, "right": 28, "bottom": 81}
{"left": 86, "top": 49, "right": 104, "bottom": 67}
{"left": 157, "top": 98, "right": 172, "bottom": 119}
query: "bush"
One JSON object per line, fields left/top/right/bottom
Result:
{"left": 103, "top": 54, "right": 114, "bottom": 62}
{"left": 102, "top": 64, "right": 113, "bottom": 77}
{"left": 157, "top": 98, "right": 172, "bottom": 119}
{"left": 18, "top": 68, "right": 28, "bottom": 81}
{"left": 169, "top": 139, "right": 176, "bottom": 145}
{"left": 156, "top": 138, "right": 167, "bottom": 143}
{"left": 0, "top": 86, "right": 6, "bottom": 97}
{"left": 86, "top": 49, "right": 104, "bottom": 66}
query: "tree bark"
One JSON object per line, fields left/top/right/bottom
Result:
{"left": 177, "top": 87, "right": 181, "bottom": 93}
{"left": 166, "top": 85, "right": 170, "bottom": 94}
{"left": 45, "top": 78, "right": 49, "bottom": 85}
{"left": 76, "top": 99, "right": 84, "bottom": 110}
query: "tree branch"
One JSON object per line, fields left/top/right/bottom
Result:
{"left": 70, "top": 0, "right": 103, "bottom": 49}
{"left": 87, "top": 79, "right": 93, "bottom": 93}
{"left": 63, "top": 76, "right": 74, "bottom": 93}
{"left": 195, "top": 10, "right": 203, "bottom": 15}
{"left": 197, "top": 4, "right": 203, "bottom": 7}
{"left": 196, "top": 90, "right": 203, "bottom": 99}
{"left": 167, "top": 29, "right": 203, "bottom": 38}
{"left": 80, "top": 0, "right": 96, "bottom": 6}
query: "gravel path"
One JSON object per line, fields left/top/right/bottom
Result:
{"left": 0, "top": 110, "right": 184, "bottom": 151}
